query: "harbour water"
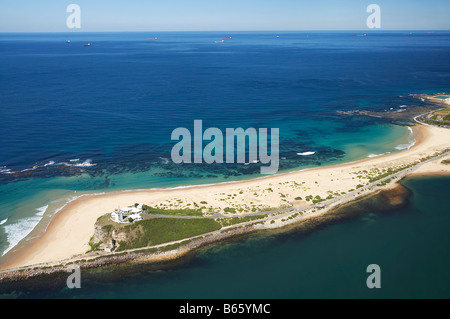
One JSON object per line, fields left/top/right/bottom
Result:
{"left": 0, "top": 176, "right": 449, "bottom": 299}
{"left": 0, "top": 31, "right": 449, "bottom": 297}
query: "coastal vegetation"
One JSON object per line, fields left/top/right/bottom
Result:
{"left": 428, "top": 108, "right": 450, "bottom": 121}
{"left": 95, "top": 150, "right": 450, "bottom": 255}
{"left": 223, "top": 207, "right": 237, "bottom": 213}
{"left": 114, "top": 218, "right": 221, "bottom": 252}
{"left": 87, "top": 236, "right": 102, "bottom": 253}
{"left": 3, "top": 123, "right": 449, "bottom": 277}
{"left": 376, "top": 178, "right": 391, "bottom": 187}
{"left": 142, "top": 204, "right": 203, "bottom": 216}
{"left": 217, "top": 214, "right": 267, "bottom": 227}
{"left": 417, "top": 107, "right": 450, "bottom": 127}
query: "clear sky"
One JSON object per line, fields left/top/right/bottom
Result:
{"left": 0, "top": 0, "right": 449, "bottom": 32}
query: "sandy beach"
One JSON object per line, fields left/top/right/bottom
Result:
{"left": 1, "top": 124, "right": 449, "bottom": 272}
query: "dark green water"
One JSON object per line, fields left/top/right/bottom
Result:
{"left": 1, "top": 176, "right": 449, "bottom": 299}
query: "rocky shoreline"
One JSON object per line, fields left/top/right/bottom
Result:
{"left": 337, "top": 93, "right": 449, "bottom": 123}
{"left": 0, "top": 183, "right": 411, "bottom": 284}
{"left": 1, "top": 116, "right": 448, "bottom": 284}
{"left": 0, "top": 224, "right": 257, "bottom": 283}
{"left": 0, "top": 173, "right": 441, "bottom": 285}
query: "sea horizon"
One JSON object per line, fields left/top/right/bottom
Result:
{"left": 1, "top": 29, "right": 449, "bottom": 33}
{"left": 0, "top": 30, "right": 449, "bottom": 298}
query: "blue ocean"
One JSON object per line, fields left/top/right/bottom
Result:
{"left": 0, "top": 31, "right": 449, "bottom": 298}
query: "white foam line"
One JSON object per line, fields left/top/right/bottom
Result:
{"left": 367, "top": 153, "right": 384, "bottom": 158}
{"left": 42, "top": 161, "right": 55, "bottom": 167}
{"left": 395, "top": 126, "right": 416, "bottom": 150}
{"left": 1, "top": 205, "right": 48, "bottom": 256}
{"left": 1, "top": 191, "right": 109, "bottom": 256}
{"left": 1, "top": 159, "right": 96, "bottom": 175}
{"left": 0, "top": 167, "right": 12, "bottom": 174}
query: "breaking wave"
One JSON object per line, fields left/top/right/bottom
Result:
{"left": 1, "top": 205, "right": 48, "bottom": 256}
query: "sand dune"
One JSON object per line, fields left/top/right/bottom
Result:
{"left": 1, "top": 124, "right": 449, "bottom": 271}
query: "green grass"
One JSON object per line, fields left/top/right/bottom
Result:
{"left": 142, "top": 204, "right": 203, "bottom": 216}
{"left": 420, "top": 117, "right": 450, "bottom": 126}
{"left": 376, "top": 178, "right": 391, "bottom": 187}
{"left": 115, "top": 218, "right": 221, "bottom": 252}
{"left": 87, "top": 236, "right": 102, "bottom": 253}
{"left": 217, "top": 214, "right": 268, "bottom": 227}
{"left": 223, "top": 207, "right": 237, "bottom": 213}
{"left": 102, "top": 224, "right": 113, "bottom": 233}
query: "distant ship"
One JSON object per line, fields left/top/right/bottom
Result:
{"left": 215, "top": 40, "right": 224, "bottom": 43}
{"left": 147, "top": 37, "right": 158, "bottom": 40}
{"left": 65, "top": 40, "right": 70, "bottom": 43}
{"left": 222, "top": 37, "right": 232, "bottom": 40}
{"left": 356, "top": 34, "right": 367, "bottom": 37}
{"left": 83, "top": 43, "right": 91, "bottom": 47}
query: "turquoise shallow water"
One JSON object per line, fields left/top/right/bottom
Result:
{"left": 0, "top": 31, "right": 449, "bottom": 298}
{"left": 1, "top": 176, "right": 448, "bottom": 299}
{"left": 0, "top": 121, "right": 412, "bottom": 257}
{"left": 1, "top": 31, "right": 448, "bottom": 257}
{"left": 433, "top": 95, "right": 450, "bottom": 99}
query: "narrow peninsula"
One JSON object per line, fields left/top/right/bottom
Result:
{"left": 1, "top": 94, "right": 450, "bottom": 282}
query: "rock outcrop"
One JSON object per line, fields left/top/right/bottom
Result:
{"left": 93, "top": 224, "right": 131, "bottom": 252}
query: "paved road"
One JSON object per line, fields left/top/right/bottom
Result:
{"left": 142, "top": 206, "right": 299, "bottom": 220}
{"left": 414, "top": 107, "right": 450, "bottom": 128}
{"left": 3, "top": 149, "right": 448, "bottom": 275}
{"left": 142, "top": 149, "right": 450, "bottom": 220}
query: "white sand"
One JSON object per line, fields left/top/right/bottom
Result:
{"left": 1, "top": 124, "right": 449, "bottom": 271}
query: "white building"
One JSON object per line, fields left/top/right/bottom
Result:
{"left": 111, "top": 209, "right": 124, "bottom": 223}
{"left": 111, "top": 206, "right": 143, "bottom": 223}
